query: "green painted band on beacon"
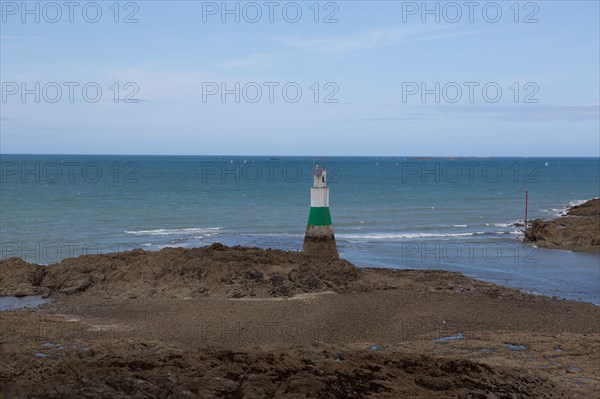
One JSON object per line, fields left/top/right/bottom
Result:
{"left": 307, "top": 207, "right": 332, "bottom": 226}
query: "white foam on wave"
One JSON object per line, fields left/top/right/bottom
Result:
{"left": 492, "top": 230, "right": 523, "bottom": 235}
{"left": 124, "top": 227, "right": 222, "bottom": 236}
{"left": 337, "top": 232, "right": 487, "bottom": 240}
{"left": 542, "top": 198, "right": 597, "bottom": 218}
{"left": 540, "top": 208, "right": 565, "bottom": 217}
{"left": 489, "top": 220, "right": 524, "bottom": 229}
{"left": 453, "top": 224, "right": 468, "bottom": 228}
{"left": 569, "top": 199, "right": 593, "bottom": 208}
{"left": 244, "top": 232, "right": 304, "bottom": 237}
{"left": 155, "top": 243, "right": 186, "bottom": 250}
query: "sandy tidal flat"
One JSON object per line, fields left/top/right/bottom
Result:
{"left": 1, "top": 244, "right": 599, "bottom": 398}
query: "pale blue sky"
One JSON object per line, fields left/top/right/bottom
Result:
{"left": 1, "top": 1, "right": 599, "bottom": 156}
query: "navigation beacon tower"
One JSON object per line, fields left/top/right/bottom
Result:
{"left": 302, "top": 164, "right": 338, "bottom": 258}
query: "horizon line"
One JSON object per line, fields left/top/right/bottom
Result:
{"left": 0, "top": 153, "right": 599, "bottom": 158}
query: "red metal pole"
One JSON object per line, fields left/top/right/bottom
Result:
{"left": 525, "top": 190, "right": 528, "bottom": 230}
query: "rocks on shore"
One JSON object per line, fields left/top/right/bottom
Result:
{"left": 0, "top": 340, "right": 566, "bottom": 399}
{"left": 0, "top": 243, "right": 372, "bottom": 299}
{"left": 524, "top": 198, "right": 600, "bottom": 252}
{"left": 0, "top": 243, "right": 553, "bottom": 302}
{"left": 2, "top": 243, "right": 598, "bottom": 398}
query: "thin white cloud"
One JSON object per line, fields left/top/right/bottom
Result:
{"left": 369, "top": 104, "right": 600, "bottom": 122}
{"left": 219, "top": 25, "right": 494, "bottom": 69}
{"left": 280, "top": 26, "right": 492, "bottom": 53}
{"left": 218, "top": 53, "right": 279, "bottom": 69}
{"left": 0, "top": 36, "right": 39, "bottom": 39}
{"left": 107, "top": 65, "right": 212, "bottom": 101}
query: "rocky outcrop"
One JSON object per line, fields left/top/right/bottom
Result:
{"left": 0, "top": 342, "right": 566, "bottom": 399}
{"left": 0, "top": 243, "right": 371, "bottom": 299}
{"left": 524, "top": 199, "right": 600, "bottom": 252}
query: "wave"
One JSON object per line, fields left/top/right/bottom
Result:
{"left": 491, "top": 230, "right": 523, "bottom": 236}
{"left": 337, "top": 232, "right": 488, "bottom": 240}
{"left": 124, "top": 227, "right": 222, "bottom": 236}
{"left": 485, "top": 220, "right": 524, "bottom": 229}
{"left": 569, "top": 198, "right": 595, "bottom": 207}
{"left": 541, "top": 198, "right": 596, "bottom": 218}
{"left": 540, "top": 208, "right": 565, "bottom": 217}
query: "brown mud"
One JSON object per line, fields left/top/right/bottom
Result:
{"left": 1, "top": 244, "right": 599, "bottom": 398}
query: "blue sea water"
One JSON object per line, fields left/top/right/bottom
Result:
{"left": 1, "top": 155, "right": 599, "bottom": 304}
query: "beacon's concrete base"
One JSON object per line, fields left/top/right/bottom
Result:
{"left": 303, "top": 225, "right": 338, "bottom": 258}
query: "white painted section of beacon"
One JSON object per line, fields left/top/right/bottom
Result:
{"left": 311, "top": 187, "right": 329, "bottom": 207}
{"left": 313, "top": 168, "right": 327, "bottom": 188}
{"left": 311, "top": 167, "right": 328, "bottom": 207}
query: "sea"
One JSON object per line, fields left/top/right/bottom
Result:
{"left": 1, "top": 155, "right": 599, "bottom": 305}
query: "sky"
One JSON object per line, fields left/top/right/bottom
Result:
{"left": 1, "top": 0, "right": 599, "bottom": 156}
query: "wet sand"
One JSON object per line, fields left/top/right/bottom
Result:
{"left": 1, "top": 245, "right": 599, "bottom": 398}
